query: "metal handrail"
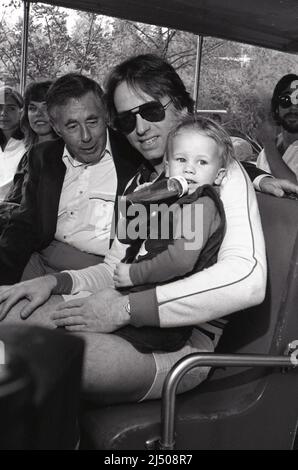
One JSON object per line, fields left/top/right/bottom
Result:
{"left": 193, "top": 35, "right": 204, "bottom": 112}
{"left": 20, "top": 0, "right": 30, "bottom": 94}
{"left": 159, "top": 351, "right": 298, "bottom": 450}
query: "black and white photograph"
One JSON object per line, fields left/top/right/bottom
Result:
{"left": 0, "top": 0, "right": 298, "bottom": 452}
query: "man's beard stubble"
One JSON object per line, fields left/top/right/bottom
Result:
{"left": 280, "top": 113, "right": 298, "bottom": 133}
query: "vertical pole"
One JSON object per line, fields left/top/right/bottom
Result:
{"left": 0, "top": 340, "right": 5, "bottom": 365}
{"left": 193, "top": 35, "right": 204, "bottom": 113}
{"left": 20, "top": 0, "right": 30, "bottom": 95}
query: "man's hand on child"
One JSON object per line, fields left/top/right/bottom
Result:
{"left": 114, "top": 263, "right": 133, "bottom": 288}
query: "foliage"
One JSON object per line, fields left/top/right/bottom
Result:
{"left": 0, "top": 2, "right": 297, "bottom": 139}
{"left": 0, "top": 3, "right": 72, "bottom": 82}
{"left": 27, "top": 4, "right": 72, "bottom": 79}
{"left": 0, "top": 15, "right": 22, "bottom": 85}
{"left": 199, "top": 44, "right": 298, "bottom": 139}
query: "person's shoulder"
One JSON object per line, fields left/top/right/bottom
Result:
{"left": 225, "top": 159, "right": 251, "bottom": 182}
{"left": 222, "top": 160, "right": 257, "bottom": 204}
{"left": 192, "top": 194, "right": 218, "bottom": 212}
{"left": 176, "top": 186, "right": 219, "bottom": 219}
{"left": 195, "top": 186, "right": 222, "bottom": 213}
{"left": 285, "top": 139, "right": 298, "bottom": 152}
{"left": 28, "top": 138, "right": 64, "bottom": 163}
{"left": 176, "top": 192, "right": 219, "bottom": 232}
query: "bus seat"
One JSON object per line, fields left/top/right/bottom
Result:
{"left": 80, "top": 193, "right": 298, "bottom": 450}
{"left": 0, "top": 325, "right": 84, "bottom": 450}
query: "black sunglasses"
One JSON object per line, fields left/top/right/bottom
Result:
{"left": 114, "top": 99, "right": 172, "bottom": 134}
{"left": 277, "top": 94, "right": 296, "bottom": 109}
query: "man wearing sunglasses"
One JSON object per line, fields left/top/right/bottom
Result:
{"left": 257, "top": 74, "right": 298, "bottom": 183}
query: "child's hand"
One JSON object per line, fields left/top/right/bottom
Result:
{"left": 113, "top": 263, "right": 133, "bottom": 288}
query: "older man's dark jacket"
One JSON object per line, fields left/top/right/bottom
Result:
{"left": 0, "top": 128, "right": 143, "bottom": 284}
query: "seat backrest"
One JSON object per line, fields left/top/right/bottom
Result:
{"left": 170, "top": 193, "right": 298, "bottom": 449}
{"left": 81, "top": 193, "right": 298, "bottom": 450}
{"left": 217, "top": 192, "right": 298, "bottom": 356}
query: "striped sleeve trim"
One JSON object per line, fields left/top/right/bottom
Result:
{"left": 52, "top": 272, "right": 73, "bottom": 295}
{"left": 129, "top": 288, "right": 159, "bottom": 327}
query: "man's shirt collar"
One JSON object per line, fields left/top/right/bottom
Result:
{"left": 62, "top": 129, "right": 111, "bottom": 168}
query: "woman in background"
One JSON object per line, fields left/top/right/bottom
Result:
{"left": 0, "top": 86, "right": 25, "bottom": 202}
{"left": 0, "top": 80, "right": 57, "bottom": 231}
{"left": 5, "top": 80, "right": 57, "bottom": 204}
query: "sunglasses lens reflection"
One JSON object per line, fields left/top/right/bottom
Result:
{"left": 278, "top": 95, "right": 292, "bottom": 109}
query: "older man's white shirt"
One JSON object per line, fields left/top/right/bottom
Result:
{"left": 55, "top": 132, "right": 117, "bottom": 256}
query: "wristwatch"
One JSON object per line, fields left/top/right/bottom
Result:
{"left": 125, "top": 301, "right": 131, "bottom": 316}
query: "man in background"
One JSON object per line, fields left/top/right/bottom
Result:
{"left": 257, "top": 74, "right": 298, "bottom": 183}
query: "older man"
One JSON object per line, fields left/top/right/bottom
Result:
{"left": 0, "top": 73, "right": 142, "bottom": 284}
